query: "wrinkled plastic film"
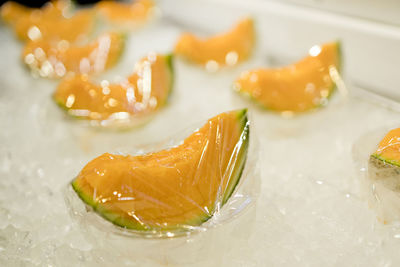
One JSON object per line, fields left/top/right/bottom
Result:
{"left": 352, "top": 126, "right": 400, "bottom": 223}
{"left": 65, "top": 110, "right": 259, "bottom": 238}
{"left": 53, "top": 53, "right": 173, "bottom": 129}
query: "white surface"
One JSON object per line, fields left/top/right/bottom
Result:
{"left": 2, "top": 2, "right": 400, "bottom": 266}
{"left": 266, "top": 0, "right": 400, "bottom": 26}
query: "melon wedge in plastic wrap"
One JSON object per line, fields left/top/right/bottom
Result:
{"left": 95, "top": 0, "right": 155, "bottom": 25}
{"left": 23, "top": 32, "right": 125, "bottom": 78}
{"left": 174, "top": 18, "right": 254, "bottom": 70}
{"left": 353, "top": 127, "right": 400, "bottom": 224}
{"left": 1, "top": 1, "right": 94, "bottom": 42}
{"left": 53, "top": 53, "right": 173, "bottom": 127}
{"left": 368, "top": 128, "right": 400, "bottom": 223}
{"left": 234, "top": 42, "right": 341, "bottom": 113}
{"left": 71, "top": 109, "right": 250, "bottom": 232}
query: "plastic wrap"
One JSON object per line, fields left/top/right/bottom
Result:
{"left": 23, "top": 31, "right": 125, "bottom": 79}
{"left": 352, "top": 126, "right": 400, "bottom": 223}
{"left": 174, "top": 17, "right": 255, "bottom": 71}
{"left": 65, "top": 109, "right": 259, "bottom": 244}
{"left": 1, "top": 0, "right": 157, "bottom": 80}
{"left": 53, "top": 52, "right": 174, "bottom": 129}
{"left": 95, "top": 0, "right": 157, "bottom": 28}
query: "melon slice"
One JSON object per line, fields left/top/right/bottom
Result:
{"left": 1, "top": 1, "right": 32, "bottom": 25}
{"left": 372, "top": 128, "right": 400, "bottom": 167}
{"left": 234, "top": 42, "right": 341, "bottom": 113}
{"left": 95, "top": 0, "right": 155, "bottom": 24}
{"left": 1, "top": 0, "right": 69, "bottom": 26}
{"left": 368, "top": 128, "right": 400, "bottom": 223}
{"left": 174, "top": 18, "right": 254, "bottom": 69}
{"left": 23, "top": 32, "right": 125, "bottom": 78}
{"left": 369, "top": 128, "right": 400, "bottom": 191}
{"left": 16, "top": 9, "right": 94, "bottom": 42}
{"left": 54, "top": 53, "right": 173, "bottom": 123}
{"left": 71, "top": 109, "right": 249, "bottom": 231}
{"left": 1, "top": 1, "right": 94, "bottom": 42}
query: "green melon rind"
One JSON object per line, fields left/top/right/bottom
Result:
{"left": 235, "top": 41, "right": 341, "bottom": 113}
{"left": 336, "top": 40, "right": 342, "bottom": 77}
{"left": 371, "top": 153, "right": 400, "bottom": 168}
{"left": 221, "top": 109, "right": 249, "bottom": 205}
{"left": 72, "top": 177, "right": 209, "bottom": 231}
{"left": 71, "top": 109, "right": 249, "bottom": 232}
{"left": 108, "top": 31, "right": 127, "bottom": 68}
{"left": 71, "top": 179, "right": 153, "bottom": 231}
{"left": 53, "top": 53, "right": 174, "bottom": 122}
{"left": 164, "top": 53, "right": 174, "bottom": 104}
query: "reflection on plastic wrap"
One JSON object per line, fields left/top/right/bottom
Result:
{"left": 174, "top": 18, "right": 254, "bottom": 71}
{"left": 234, "top": 42, "right": 346, "bottom": 115}
{"left": 65, "top": 109, "right": 259, "bottom": 239}
{"left": 53, "top": 53, "right": 173, "bottom": 128}
{"left": 23, "top": 32, "right": 125, "bottom": 78}
{"left": 353, "top": 127, "right": 400, "bottom": 223}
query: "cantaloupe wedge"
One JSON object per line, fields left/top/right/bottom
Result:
{"left": 1, "top": 0, "right": 69, "bottom": 25}
{"left": 371, "top": 128, "right": 400, "bottom": 167}
{"left": 234, "top": 42, "right": 341, "bottom": 113}
{"left": 54, "top": 53, "right": 173, "bottom": 122}
{"left": 369, "top": 128, "right": 400, "bottom": 191}
{"left": 95, "top": 0, "right": 154, "bottom": 24}
{"left": 23, "top": 32, "right": 125, "bottom": 78}
{"left": 1, "top": 1, "right": 32, "bottom": 25}
{"left": 1, "top": 1, "right": 94, "bottom": 42}
{"left": 72, "top": 109, "right": 249, "bottom": 231}
{"left": 16, "top": 9, "right": 94, "bottom": 42}
{"left": 174, "top": 18, "right": 254, "bottom": 69}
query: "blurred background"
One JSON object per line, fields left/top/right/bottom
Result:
{"left": 1, "top": 0, "right": 399, "bottom": 26}
{"left": 0, "top": 0, "right": 100, "bottom": 7}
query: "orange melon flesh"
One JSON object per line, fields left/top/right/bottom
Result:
{"left": 1, "top": 1, "right": 94, "bottom": 42}
{"left": 23, "top": 32, "right": 125, "bottom": 78}
{"left": 234, "top": 42, "right": 341, "bottom": 112}
{"left": 15, "top": 9, "right": 94, "bottom": 42}
{"left": 174, "top": 18, "right": 254, "bottom": 68}
{"left": 372, "top": 128, "right": 400, "bottom": 167}
{"left": 54, "top": 54, "right": 173, "bottom": 121}
{"left": 72, "top": 109, "right": 249, "bottom": 230}
{"left": 95, "top": 0, "right": 154, "bottom": 23}
{"left": 0, "top": 1, "right": 32, "bottom": 25}
{"left": 1, "top": 1, "right": 69, "bottom": 26}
